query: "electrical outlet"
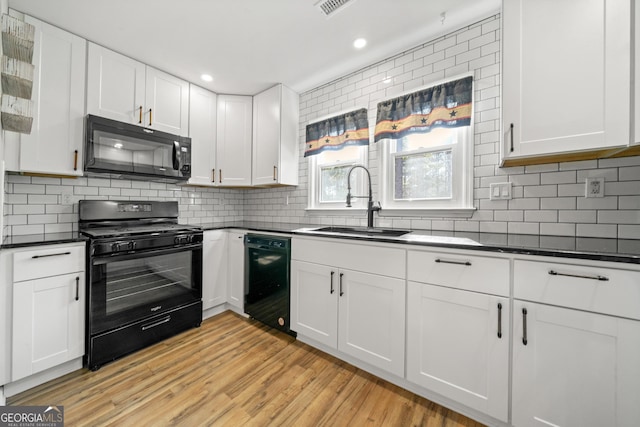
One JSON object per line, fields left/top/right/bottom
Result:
{"left": 62, "top": 193, "right": 73, "bottom": 205}
{"left": 585, "top": 177, "right": 604, "bottom": 198}
{"left": 489, "top": 182, "right": 512, "bottom": 200}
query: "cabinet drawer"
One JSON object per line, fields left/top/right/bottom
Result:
{"left": 514, "top": 260, "right": 640, "bottom": 320}
{"left": 408, "top": 250, "right": 509, "bottom": 296}
{"left": 292, "top": 237, "right": 405, "bottom": 278}
{"left": 13, "top": 244, "right": 85, "bottom": 282}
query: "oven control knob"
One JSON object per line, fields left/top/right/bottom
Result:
{"left": 174, "top": 235, "right": 187, "bottom": 245}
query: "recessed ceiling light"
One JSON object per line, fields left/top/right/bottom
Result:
{"left": 200, "top": 74, "right": 213, "bottom": 82}
{"left": 353, "top": 38, "right": 367, "bottom": 49}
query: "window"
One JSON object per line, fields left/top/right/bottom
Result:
{"left": 376, "top": 75, "right": 475, "bottom": 215}
{"left": 380, "top": 127, "right": 472, "bottom": 212}
{"left": 308, "top": 145, "right": 367, "bottom": 210}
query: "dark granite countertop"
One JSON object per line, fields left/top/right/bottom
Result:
{"left": 200, "top": 221, "right": 640, "bottom": 265}
{"left": 1, "top": 232, "right": 88, "bottom": 249}
{"left": 3, "top": 222, "right": 639, "bottom": 265}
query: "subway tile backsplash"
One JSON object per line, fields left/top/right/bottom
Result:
{"left": 3, "top": 14, "right": 640, "bottom": 240}
{"left": 3, "top": 174, "right": 244, "bottom": 236}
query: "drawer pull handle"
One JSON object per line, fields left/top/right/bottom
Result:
{"left": 497, "top": 302, "right": 502, "bottom": 339}
{"left": 32, "top": 251, "right": 71, "bottom": 259}
{"left": 330, "top": 271, "right": 335, "bottom": 294}
{"left": 141, "top": 316, "right": 171, "bottom": 331}
{"left": 522, "top": 308, "right": 528, "bottom": 346}
{"left": 548, "top": 270, "right": 609, "bottom": 281}
{"left": 435, "top": 258, "right": 471, "bottom": 266}
{"left": 339, "top": 273, "right": 344, "bottom": 297}
{"left": 75, "top": 276, "right": 79, "bottom": 301}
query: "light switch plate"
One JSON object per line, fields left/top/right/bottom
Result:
{"left": 489, "top": 182, "right": 512, "bottom": 200}
{"left": 585, "top": 177, "right": 605, "bottom": 198}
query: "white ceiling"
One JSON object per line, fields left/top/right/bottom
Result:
{"left": 9, "top": 0, "right": 500, "bottom": 95}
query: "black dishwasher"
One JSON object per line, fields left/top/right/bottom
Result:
{"left": 244, "top": 234, "right": 295, "bottom": 336}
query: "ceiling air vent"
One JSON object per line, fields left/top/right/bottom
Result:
{"left": 316, "top": 0, "right": 358, "bottom": 17}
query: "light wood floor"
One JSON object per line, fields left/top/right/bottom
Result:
{"left": 8, "top": 311, "right": 486, "bottom": 427}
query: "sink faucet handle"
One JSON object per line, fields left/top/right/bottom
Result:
{"left": 372, "top": 201, "right": 381, "bottom": 211}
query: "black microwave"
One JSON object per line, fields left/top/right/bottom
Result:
{"left": 85, "top": 115, "right": 191, "bottom": 181}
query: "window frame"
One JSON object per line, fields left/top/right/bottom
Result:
{"left": 376, "top": 74, "right": 476, "bottom": 217}
{"left": 307, "top": 145, "right": 368, "bottom": 211}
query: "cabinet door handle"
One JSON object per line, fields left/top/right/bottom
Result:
{"left": 435, "top": 258, "right": 471, "bottom": 266}
{"left": 273, "top": 165, "right": 277, "bottom": 181}
{"left": 509, "top": 123, "right": 514, "bottom": 152}
{"left": 219, "top": 169, "right": 222, "bottom": 183}
{"left": 339, "top": 273, "right": 344, "bottom": 296}
{"left": 522, "top": 308, "right": 528, "bottom": 345}
{"left": 330, "top": 271, "right": 335, "bottom": 294}
{"left": 548, "top": 270, "right": 609, "bottom": 282}
{"left": 497, "top": 303, "right": 502, "bottom": 339}
{"left": 32, "top": 251, "right": 71, "bottom": 259}
{"left": 75, "top": 276, "right": 80, "bottom": 301}
{"left": 73, "top": 150, "right": 78, "bottom": 171}
{"left": 149, "top": 108, "right": 153, "bottom": 126}
{"left": 138, "top": 106, "right": 143, "bottom": 124}
{"left": 212, "top": 169, "right": 215, "bottom": 182}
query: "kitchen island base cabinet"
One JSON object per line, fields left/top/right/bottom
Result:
{"left": 407, "top": 283, "right": 509, "bottom": 423}
{"left": 512, "top": 301, "right": 640, "bottom": 427}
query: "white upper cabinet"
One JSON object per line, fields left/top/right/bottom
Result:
{"left": 86, "top": 43, "right": 145, "bottom": 126}
{"left": 502, "top": 0, "right": 631, "bottom": 166}
{"left": 216, "top": 95, "right": 253, "bottom": 186}
{"left": 188, "top": 85, "right": 217, "bottom": 186}
{"left": 87, "top": 43, "right": 189, "bottom": 136}
{"left": 252, "top": 84, "right": 299, "bottom": 187}
{"left": 635, "top": 4, "right": 640, "bottom": 146}
{"left": 5, "top": 15, "right": 86, "bottom": 176}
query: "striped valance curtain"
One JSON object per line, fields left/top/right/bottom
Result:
{"left": 304, "top": 108, "right": 369, "bottom": 157}
{"left": 374, "top": 76, "right": 473, "bottom": 142}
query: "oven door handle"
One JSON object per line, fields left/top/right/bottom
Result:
{"left": 91, "top": 243, "right": 202, "bottom": 264}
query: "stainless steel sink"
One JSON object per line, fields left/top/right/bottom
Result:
{"left": 311, "top": 226, "right": 411, "bottom": 237}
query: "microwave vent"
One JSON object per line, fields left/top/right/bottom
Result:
{"left": 315, "top": 0, "right": 357, "bottom": 17}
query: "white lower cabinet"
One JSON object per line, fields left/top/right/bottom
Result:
{"left": 512, "top": 259, "right": 640, "bottom": 427}
{"left": 13, "top": 272, "right": 85, "bottom": 381}
{"left": 202, "top": 230, "right": 227, "bottom": 310}
{"left": 227, "top": 231, "right": 246, "bottom": 311}
{"left": 291, "top": 237, "right": 406, "bottom": 377}
{"left": 9, "top": 243, "right": 86, "bottom": 382}
{"left": 407, "top": 283, "right": 509, "bottom": 422}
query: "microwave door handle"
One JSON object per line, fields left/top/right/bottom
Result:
{"left": 172, "top": 141, "right": 180, "bottom": 170}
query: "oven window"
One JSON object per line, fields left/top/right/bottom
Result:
{"left": 90, "top": 248, "right": 201, "bottom": 333}
{"left": 105, "top": 251, "right": 193, "bottom": 315}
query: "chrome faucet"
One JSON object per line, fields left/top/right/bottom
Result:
{"left": 346, "top": 165, "right": 381, "bottom": 228}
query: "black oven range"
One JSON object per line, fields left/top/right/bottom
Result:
{"left": 79, "top": 200, "right": 203, "bottom": 371}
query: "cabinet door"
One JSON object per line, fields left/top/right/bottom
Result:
{"left": 290, "top": 260, "right": 338, "bottom": 348}
{"left": 512, "top": 301, "right": 640, "bottom": 427}
{"left": 252, "top": 85, "right": 280, "bottom": 186}
{"left": 17, "top": 16, "right": 86, "bottom": 176}
{"left": 407, "top": 282, "right": 509, "bottom": 422}
{"left": 202, "top": 230, "right": 227, "bottom": 310}
{"left": 12, "top": 272, "right": 85, "bottom": 381}
{"left": 502, "top": 0, "right": 630, "bottom": 163}
{"left": 227, "top": 231, "right": 246, "bottom": 311}
{"left": 338, "top": 269, "right": 405, "bottom": 377}
{"left": 216, "top": 95, "right": 253, "bottom": 186}
{"left": 86, "top": 43, "right": 146, "bottom": 125}
{"left": 144, "top": 67, "right": 189, "bottom": 136}
{"left": 188, "top": 85, "right": 217, "bottom": 186}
